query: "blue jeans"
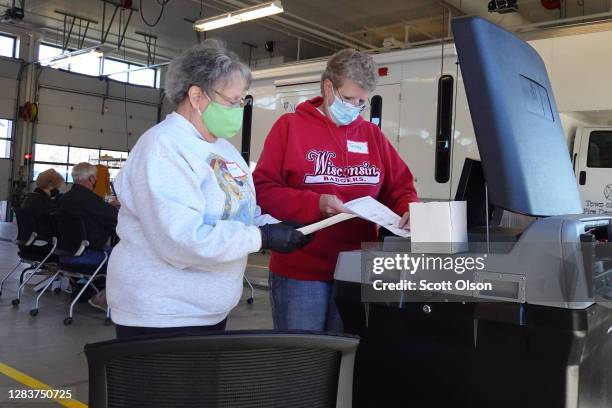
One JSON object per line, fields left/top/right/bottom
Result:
{"left": 269, "top": 272, "right": 343, "bottom": 333}
{"left": 60, "top": 246, "right": 112, "bottom": 265}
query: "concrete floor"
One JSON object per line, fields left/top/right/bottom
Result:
{"left": 0, "top": 222, "right": 273, "bottom": 407}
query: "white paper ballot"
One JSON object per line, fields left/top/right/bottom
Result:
{"left": 297, "top": 213, "right": 357, "bottom": 235}
{"left": 296, "top": 196, "right": 410, "bottom": 237}
{"left": 343, "top": 196, "right": 411, "bottom": 238}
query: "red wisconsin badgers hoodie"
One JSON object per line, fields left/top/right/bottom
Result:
{"left": 253, "top": 97, "right": 418, "bottom": 281}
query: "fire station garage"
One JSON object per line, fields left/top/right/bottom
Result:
{"left": 1, "top": 1, "right": 612, "bottom": 407}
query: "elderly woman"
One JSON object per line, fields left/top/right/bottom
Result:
{"left": 21, "top": 168, "right": 65, "bottom": 241}
{"left": 107, "top": 40, "right": 309, "bottom": 338}
{"left": 253, "top": 49, "right": 419, "bottom": 332}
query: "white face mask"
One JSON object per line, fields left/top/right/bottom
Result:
{"left": 328, "top": 88, "right": 364, "bottom": 126}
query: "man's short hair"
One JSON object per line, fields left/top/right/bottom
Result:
{"left": 35, "top": 168, "right": 65, "bottom": 190}
{"left": 71, "top": 162, "right": 97, "bottom": 184}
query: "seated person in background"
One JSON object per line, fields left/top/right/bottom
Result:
{"left": 59, "top": 162, "right": 118, "bottom": 251}
{"left": 58, "top": 162, "right": 118, "bottom": 311}
{"left": 21, "top": 168, "right": 65, "bottom": 249}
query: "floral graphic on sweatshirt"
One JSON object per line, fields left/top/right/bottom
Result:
{"left": 207, "top": 153, "right": 256, "bottom": 225}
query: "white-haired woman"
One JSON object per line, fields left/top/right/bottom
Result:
{"left": 107, "top": 39, "right": 310, "bottom": 338}
{"left": 254, "top": 49, "right": 419, "bottom": 333}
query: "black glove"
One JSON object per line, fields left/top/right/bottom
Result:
{"left": 280, "top": 221, "right": 315, "bottom": 246}
{"left": 279, "top": 220, "right": 304, "bottom": 229}
{"left": 259, "top": 222, "right": 313, "bottom": 253}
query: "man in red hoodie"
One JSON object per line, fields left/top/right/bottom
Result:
{"left": 253, "top": 49, "right": 418, "bottom": 332}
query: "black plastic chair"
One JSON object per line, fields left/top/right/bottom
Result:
{"left": 49, "top": 211, "right": 109, "bottom": 325}
{"left": 1, "top": 207, "right": 57, "bottom": 305}
{"left": 85, "top": 331, "right": 359, "bottom": 408}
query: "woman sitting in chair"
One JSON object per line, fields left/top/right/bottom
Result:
{"left": 22, "top": 168, "right": 65, "bottom": 239}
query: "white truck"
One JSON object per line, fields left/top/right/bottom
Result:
{"left": 240, "top": 33, "right": 612, "bottom": 216}
{"left": 573, "top": 126, "right": 612, "bottom": 216}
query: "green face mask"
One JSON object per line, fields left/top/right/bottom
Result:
{"left": 201, "top": 100, "right": 244, "bottom": 139}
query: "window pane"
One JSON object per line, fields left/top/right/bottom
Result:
{"left": 108, "top": 167, "right": 120, "bottom": 181}
{"left": 129, "top": 67, "right": 155, "bottom": 87}
{"left": 39, "top": 44, "right": 65, "bottom": 65}
{"left": 587, "top": 131, "right": 612, "bottom": 168}
{"left": 0, "top": 35, "right": 15, "bottom": 58}
{"left": 70, "top": 51, "right": 102, "bottom": 76}
{"left": 100, "top": 149, "right": 128, "bottom": 159}
{"left": 67, "top": 165, "right": 74, "bottom": 183}
{"left": 69, "top": 146, "right": 100, "bottom": 164}
{"left": 0, "top": 139, "right": 11, "bottom": 159}
{"left": 0, "top": 201, "right": 7, "bottom": 222}
{"left": 0, "top": 119, "right": 11, "bottom": 139}
{"left": 33, "top": 163, "right": 68, "bottom": 182}
{"left": 100, "top": 150, "right": 128, "bottom": 167}
{"left": 103, "top": 59, "right": 128, "bottom": 82}
{"left": 34, "top": 144, "right": 68, "bottom": 163}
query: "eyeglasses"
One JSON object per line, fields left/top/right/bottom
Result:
{"left": 212, "top": 89, "right": 247, "bottom": 108}
{"left": 333, "top": 87, "right": 368, "bottom": 112}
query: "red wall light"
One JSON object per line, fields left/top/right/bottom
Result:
{"left": 24, "top": 153, "right": 32, "bottom": 160}
{"left": 378, "top": 67, "right": 389, "bottom": 77}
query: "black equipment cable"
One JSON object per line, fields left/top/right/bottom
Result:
{"left": 140, "top": 0, "right": 171, "bottom": 27}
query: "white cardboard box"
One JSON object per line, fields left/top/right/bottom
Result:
{"left": 409, "top": 201, "right": 468, "bottom": 253}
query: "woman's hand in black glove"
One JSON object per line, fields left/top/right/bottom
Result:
{"left": 259, "top": 221, "right": 314, "bottom": 253}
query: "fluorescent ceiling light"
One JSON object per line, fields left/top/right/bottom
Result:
{"left": 193, "top": 1, "right": 283, "bottom": 32}
{"left": 38, "top": 44, "right": 113, "bottom": 67}
{"left": 48, "top": 49, "right": 103, "bottom": 68}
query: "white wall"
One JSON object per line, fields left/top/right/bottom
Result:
{"left": 530, "top": 30, "right": 612, "bottom": 113}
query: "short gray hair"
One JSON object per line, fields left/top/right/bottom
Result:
{"left": 164, "top": 39, "right": 252, "bottom": 106}
{"left": 72, "top": 162, "right": 96, "bottom": 184}
{"left": 321, "top": 49, "right": 378, "bottom": 94}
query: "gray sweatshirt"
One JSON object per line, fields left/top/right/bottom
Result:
{"left": 107, "top": 112, "right": 276, "bottom": 327}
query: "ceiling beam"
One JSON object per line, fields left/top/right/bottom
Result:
{"left": 199, "top": 0, "right": 376, "bottom": 50}
{"left": 438, "top": 1, "right": 466, "bottom": 16}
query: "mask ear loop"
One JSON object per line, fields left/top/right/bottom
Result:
{"left": 331, "top": 86, "right": 343, "bottom": 105}
{"left": 196, "top": 89, "right": 213, "bottom": 116}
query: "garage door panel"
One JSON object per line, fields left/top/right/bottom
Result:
{"left": 38, "top": 88, "right": 102, "bottom": 113}
{"left": 34, "top": 65, "right": 161, "bottom": 154}
{"left": 0, "top": 158, "right": 10, "bottom": 200}
{"left": 108, "top": 82, "right": 160, "bottom": 104}
{"left": 39, "top": 69, "right": 106, "bottom": 95}
{"left": 0, "top": 99, "right": 15, "bottom": 120}
{"left": 0, "top": 74, "right": 18, "bottom": 119}
{"left": 97, "top": 113, "right": 154, "bottom": 135}
{"left": 35, "top": 122, "right": 130, "bottom": 151}
{"left": 37, "top": 104, "right": 73, "bottom": 127}
{"left": 0, "top": 58, "right": 22, "bottom": 80}
{"left": 104, "top": 99, "right": 157, "bottom": 120}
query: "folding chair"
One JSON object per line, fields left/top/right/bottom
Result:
{"left": 49, "top": 211, "right": 109, "bottom": 326}
{"left": 85, "top": 331, "right": 359, "bottom": 408}
{"left": 0, "top": 208, "right": 57, "bottom": 305}
{"left": 244, "top": 275, "right": 254, "bottom": 304}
